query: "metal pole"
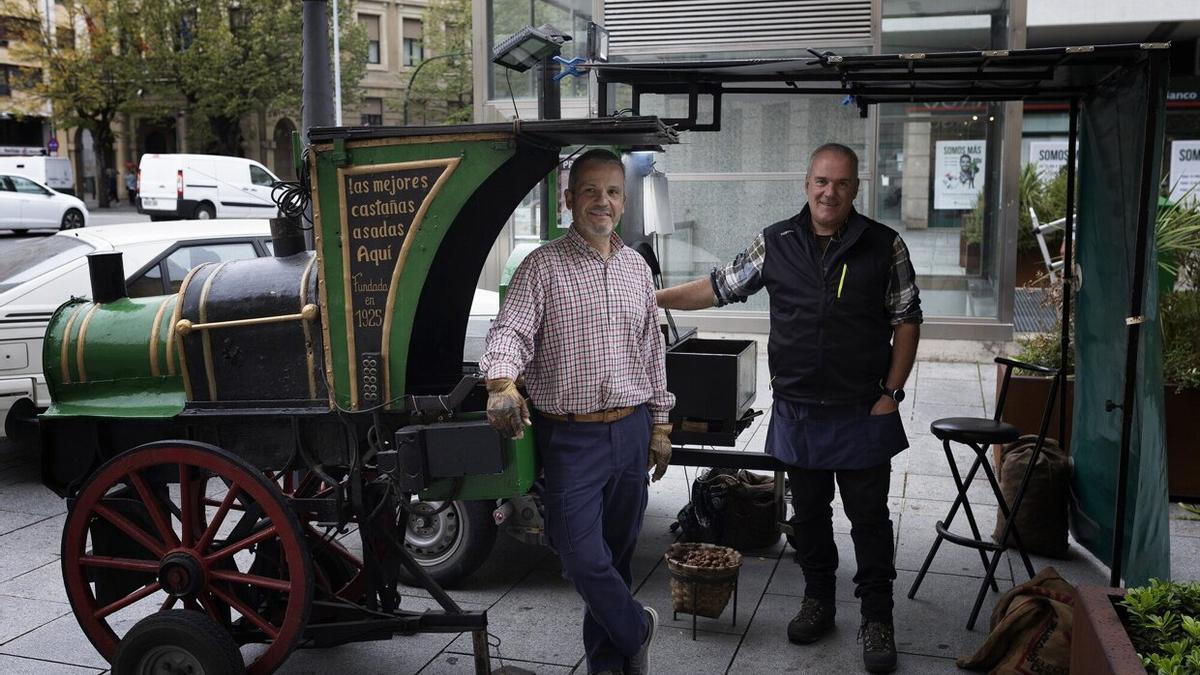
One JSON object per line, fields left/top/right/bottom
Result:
{"left": 537, "top": 55, "right": 561, "bottom": 240}
{"left": 301, "top": 0, "right": 335, "bottom": 138}
{"left": 1060, "top": 97, "right": 1078, "bottom": 445}
{"left": 1110, "top": 55, "right": 1164, "bottom": 588}
{"left": 332, "top": 0, "right": 343, "bottom": 126}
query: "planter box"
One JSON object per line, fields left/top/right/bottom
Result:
{"left": 998, "top": 366, "right": 1200, "bottom": 502}
{"left": 1071, "top": 586, "right": 1143, "bottom": 675}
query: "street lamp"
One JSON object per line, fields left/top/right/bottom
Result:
{"left": 491, "top": 24, "right": 571, "bottom": 73}
{"left": 403, "top": 52, "right": 469, "bottom": 126}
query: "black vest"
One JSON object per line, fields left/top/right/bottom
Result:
{"left": 762, "top": 206, "right": 897, "bottom": 405}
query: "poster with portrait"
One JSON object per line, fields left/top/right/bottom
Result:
{"left": 1169, "top": 140, "right": 1200, "bottom": 205}
{"left": 1029, "top": 140, "right": 1075, "bottom": 181}
{"left": 934, "top": 140, "right": 985, "bottom": 210}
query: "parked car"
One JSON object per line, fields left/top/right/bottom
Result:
{"left": 0, "top": 220, "right": 274, "bottom": 441}
{"left": 137, "top": 153, "right": 282, "bottom": 220}
{"left": 0, "top": 173, "right": 88, "bottom": 233}
{"left": 0, "top": 156, "right": 75, "bottom": 195}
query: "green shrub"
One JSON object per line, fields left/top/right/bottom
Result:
{"left": 1120, "top": 579, "right": 1200, "bottom": 674}
{"left": 1161, "top": 290, "right": 1200, "bottom": 391}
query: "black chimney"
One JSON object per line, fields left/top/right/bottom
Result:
{"left": 270, "top": 216, "right": 308, "bottom": 257}
{"left": 87, "top": 252, "right": 127, "bottom": 304}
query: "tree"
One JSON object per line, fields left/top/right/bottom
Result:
{"left": 400, "top": 0, "right": 471, "bottom": 125}
{"left": 139, "top": 0, "right": 367, "bottom": 155}
{"left": 1, "top": 0, "right": 153, "bottom": 207}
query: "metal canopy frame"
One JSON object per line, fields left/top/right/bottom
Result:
{"left": 589, "top": 42, "right": 1170, "bottom": 587}
{"left": 590, "top": 42, "right": 1167, "bottom": 129}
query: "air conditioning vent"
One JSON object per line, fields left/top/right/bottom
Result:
{"left": 604, "top": 0, "right": 872, "bottom": 56}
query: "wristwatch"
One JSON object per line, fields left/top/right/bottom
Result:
{"left": 880, "top": 382, "right": 906, "bottom": 403}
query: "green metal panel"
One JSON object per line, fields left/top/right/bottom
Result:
{"left": 42, "top": 295, "right": 185, "bottom": 419}
{"left": 311, "top": 137, "right": 518, "bottom": 410}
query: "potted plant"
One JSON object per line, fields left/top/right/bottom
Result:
{"left": 1073, "top": 579, "right": 1200, "bottom": 674}
{"left": 961, "top": 164, "right": 1067, "bottom": 283}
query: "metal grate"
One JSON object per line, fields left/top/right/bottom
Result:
{"left": 1013, "top": 288, "right": 1058, "bottom": 333}
{"left": 604, "top": 0, "right": 872, "bottom": 55}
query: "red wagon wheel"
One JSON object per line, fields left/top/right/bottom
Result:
{"left": 61, "top": 441, "right": 314, "bottom": 675}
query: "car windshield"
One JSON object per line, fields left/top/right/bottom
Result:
{"left": 0, "top": 236, "right": 95, "bottom": 294}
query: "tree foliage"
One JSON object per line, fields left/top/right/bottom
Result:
{"left": 1, "top": 0, "right": 151, "bottom": 205}
{"left": 401, "top": 0, "right": 471, "bottom": 125}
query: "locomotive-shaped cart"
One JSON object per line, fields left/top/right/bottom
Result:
{"left": 38, "top": 117, "right": 762, "bottom": 673}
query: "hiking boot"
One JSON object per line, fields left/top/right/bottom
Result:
{"left": 859, "top": 621, "right": 898, "bottom": 673}
{"left": 626, "top": 606, "right": 657, "bottom": 675}
{"left": 787, "top": 597, "right": 836, "bottom": 644}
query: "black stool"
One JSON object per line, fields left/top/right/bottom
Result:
{"left": 906, "top": 357, "right": 1063, "bottom": 630}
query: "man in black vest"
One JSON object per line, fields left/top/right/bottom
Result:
{"left": 657, "top": 143, "right": 921, "bottom": 674}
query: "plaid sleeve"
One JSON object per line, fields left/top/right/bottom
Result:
{"left": 709, "top": 233, "right": 767, "bottom": 306}
{"left": 480, "top": 253, "right": 544, "bottom": 380}
{"left": 886, "top": 234, "right": 923, "bottom": 325}
{"left": 641, "top": 269, "right": 675, "bottom": 424}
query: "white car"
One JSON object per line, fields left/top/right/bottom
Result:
{"left": 0, "top": 220, "right": 273, "bottom": 441}
{"left": 0, "top": 219, "right": 501, "bottom": 441}
{"left": 0, "top": 173, "right": 88, "bottom": 233}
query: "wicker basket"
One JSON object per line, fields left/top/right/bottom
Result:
{"left": 664, "top": 542, "right": 743, "bottom": 618}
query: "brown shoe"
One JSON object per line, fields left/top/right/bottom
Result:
{"left": 787, "top": 597, "right": 836, "bottom": 644}
{"left": 859, "top": 621, "right": 898, "bottom": 673}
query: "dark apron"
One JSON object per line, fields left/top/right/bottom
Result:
{"left": 765, "top": 398, "right": 909, "bottom": 470}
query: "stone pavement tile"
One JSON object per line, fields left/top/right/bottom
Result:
{"left": 1002, "top": 539, "right": 1109, "bottom": 588}
{"left": 908, "top": 406, "right": 988, "bottom": 439}
{"left": 0, "top": 654, "right": 102, "bottom": 674}
{"left": 731, "top": 593, "right": 961, "bottom": 674}
{"left": 904, "top": 444, "right": 983, "bottom": 479}
{"left": 444, "top": 567, "right": 586, "bottom": 667}
{"left": 893, "top": 569, "right": 997, "bottom": 661}
{"left": 0, "top": 514, "right": 65, "bottom": 583}
{"left": 0, "top": 610, "right": 103, "bottom": 669}
{"left": 917, "top": 362, "right": 983, "bottom": 382}
{"left": 894, "top": 506, "right": 1013, "bottom": 583}
{"left": 631, "top": 515, "right": 688, "bottom": 589}
{"left": 283, "top": 597, "right": 483, "bottom": 674}
{"left": 904, "top": 473, "right": 998, "bottom": 506}
{"left": 636, "top": 622, "right": 743, "bottom": 675}
{"left": 1168, "top": 505, "right": 1200, "bottom": 538}
{"left": 913, "top": 378, "right": 984, "bottom": 408}
{"left": 1172, "top": 535, "right": 1200, "bottom": 582}
{"left": 0, "top": 594, "right": 72, "bottom": 645}
{"left": 632, "top": 545, "right": 782, "bottom": 637}
{"left": 424, "top": 652, "right": 573, "bottom": 674}
{"left": 0, "top": 479, "right": 67, "bottom": 517}
{"left": 645, "top": 469, "right": 693, "bottom": 520}
{"left": 0, "top": 560, "right": 70, "bottom": 604}
{"left": 0, "top": 509, "right": 44, "bottom": 536}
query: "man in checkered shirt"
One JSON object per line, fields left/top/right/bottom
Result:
{"left": 480, "top": 149, "right": 673, "bottom": 675}
{"left": 658, "top": 143, "right": 921, "bottom": 674}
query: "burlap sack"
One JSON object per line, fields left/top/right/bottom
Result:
{"left": 956, "top": 566, "right": 1077, "bottom": 674}
{"left": 992, "top": 436, "right": 1071, "bottom": 558}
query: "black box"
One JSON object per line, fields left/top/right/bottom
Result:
{"left": 391, "top": 420, "right": 507, "bottom": 492}
{"left": 666, "top": 338, "right": 757, "bottom": 446}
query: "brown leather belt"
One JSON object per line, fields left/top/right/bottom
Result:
{"left": 538, "top": 406, "right": 637, "bottom": 424}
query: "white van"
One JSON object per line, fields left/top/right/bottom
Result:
{"left": 0, "top": 156, "right": 75, "bottom": 194}
{"left": 137, "top": 153, "right": 281, "bottom": 220}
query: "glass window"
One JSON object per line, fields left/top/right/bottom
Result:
{"left": 164, "top": 243, "right": 258, "bottom": 292}
{"left": 0, "top": 236, "right": 93, "bottom": 293}
{"left": 361, "top": 98, "right": 384, "bottom": 126}
{"left": 249, "top": 165, "right": 274, "bottom": 187}
{"left": 127, "top": 263, "right": 165, "bottom": 298}
{"left": 361, "top": 14, "right": 381, "bottom": 64}
{"left": 489, "top": 0, "right": 591, "bottom": 103}
{"left": 403, "top": 19, "right": 423, "bottom": 66}
{"left": 10, "top": 175, "right": 48, "bottom": 194}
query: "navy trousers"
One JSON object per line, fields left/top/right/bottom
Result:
{"left": 534, "top": 406, "right": 652, "bottom": 674}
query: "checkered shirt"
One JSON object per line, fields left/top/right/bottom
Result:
{"left": 480, "top": 228, "right": 675, "bottom": 424}
{"left": 711, "top": 229, "right": 923, "bottom": 325}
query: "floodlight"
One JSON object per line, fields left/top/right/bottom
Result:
{"left": 587, "top": 22, "right": 610, "bottom": 62}
{"left": 492, "top": 24, "right": 572, "bottom": 73}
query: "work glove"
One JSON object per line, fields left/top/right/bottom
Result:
{"left": 648, "top": 423, "right": 674, "bottom": 482}
{"left": 486, "top": 378, "right": 530, "bottom": 439}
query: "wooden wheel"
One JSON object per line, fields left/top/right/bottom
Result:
{"left": 61, "top": 441, "right": 313, "bottom": 675}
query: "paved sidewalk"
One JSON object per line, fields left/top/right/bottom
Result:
{"left": 0, "top": 354, "right": 1197, "bottom": 674}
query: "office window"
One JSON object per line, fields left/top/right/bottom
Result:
{"left": 361, "top": 14, "right": 381, "bottom": 64}
{"left": 403, "top": 19, "right": 423, "bottom": 66}
{"left": 361, "top": 98, "right": 383, "bottom": 126}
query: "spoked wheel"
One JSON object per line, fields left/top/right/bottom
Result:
{"left": 61, "top": 441, "right": 313, "bottom": 675}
